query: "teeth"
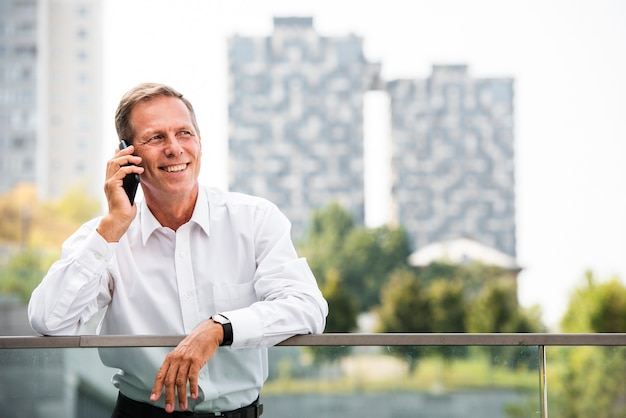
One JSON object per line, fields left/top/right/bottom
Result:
{"left": 164, "top": 164, "right": 186, "bottom": 173}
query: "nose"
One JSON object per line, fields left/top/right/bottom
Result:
{"left": 163, "top": 136, "right": 183, "bottom": 157}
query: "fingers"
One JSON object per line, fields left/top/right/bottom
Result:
{"left": 150, "top": 357, "right": 181, "bottom": 413}
{"left": 150, "top": 353, "right": 196, "bottom": 412}
{"left": 188, "top": 363, "right": 200, "bottom": 401}
{"left": 150, "top": 363, "right": 166, "bottom": 403}
{"left": 103, "top": 145, "right": 143, "bottom": 214}
{"left": 150, "top": 322, "right": 222, "bottom": 412}
{"left": 106, "top": 145, "right": 142, "bottom": 180}
{"left": 175, "top": 362, "right": 190, "bottom": 411}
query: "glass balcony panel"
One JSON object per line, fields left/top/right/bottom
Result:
{"left": 3, "top": 340, "right": 626, "bottom": 417}
{"left": 0, "top": 345, "right": 540, "bottom": 417}
{"left": 263, "top": 345, "right": 541, "bottom": 417}
{"left": 546, "top": 346, "right": 626, "bottom": 417}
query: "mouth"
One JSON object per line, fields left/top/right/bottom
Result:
{"left": 161, "top": 163, "right": 188, "bottom": 173}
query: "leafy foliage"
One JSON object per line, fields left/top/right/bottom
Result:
{"left": 0, "top": 183, "right": 101, "bottom": 249}
{"left": 299, "top": 202, "right": 411, "bottom": 312}
{"left": 307, "top": 269, "right": 359, "bottom": 364}
{"left": 561, "top": 270, "right": 626, "bottom": 333}
{"left": 376, "top": 262, "right": 544, "bottom": 371}
{"left": 376, "top": 267, "right": 432, "bottom": 371}
{"left": 0, "top": 183, "right": 101, "bottom": 302}
{"left": 551, "top": 271, "right": 626, "bottom": 417}
{"left": 0, "top": 249, "right": 58, "bottom": 302}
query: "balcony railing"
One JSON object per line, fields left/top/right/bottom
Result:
{"left": 2, "top": 333, "right": 625, "bottom": 417}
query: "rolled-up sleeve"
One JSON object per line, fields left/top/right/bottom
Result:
{"left": 28, "top": 219, "right": 115, "bottom": 335}
{"left": 222, "top": 202, "right": 328, "bottom": 349}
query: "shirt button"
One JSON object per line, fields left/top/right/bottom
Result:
{"left": 185, "top": 291, "right": 192, "bottom": 299}
{"left": 178, "top": 251, "right": 186, "bottom": 258}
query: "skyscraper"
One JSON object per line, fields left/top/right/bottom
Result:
{"left": 0, "top": 0, "right": 102, "bottom": 200}
{"left": 228, "top": 17, "right": 380, "bottom": 240}
{"left": 0, "top": 0, "right": 38, "bottom": 194}
{"left": 387, "top": 65, "right": 516, "bottom": 256}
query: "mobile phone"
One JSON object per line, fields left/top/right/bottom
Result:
{"left": 119, "top": 140, "right": 140, "bottom": 205}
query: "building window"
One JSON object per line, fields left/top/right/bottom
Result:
{"left": 77, "top": 117, "right": 89, "bottom": 130}
{"left": 16, "top": 22, "right": 35, "bottom": 36}
{"left": 23, "top": 158, "right": 33, "bottom": 171}
{"left": 77, "top": 72, "right": 89, "bottom": 84}
{"left": 20, "top": 89, "right": 33, "bottom": 104}
{"left": 14, "top": 45, "right": 36, "bottom": 57}
{"left": 20, "top": 67, "right": 32, "bottom": 80}
{"left": 77, "top": 6, "right": 89, "bottom": 17}
{"left": 13, "top": 137, "right": 25, "bottom": 149}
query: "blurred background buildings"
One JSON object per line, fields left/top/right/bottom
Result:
{"left": 229, "top": 18, "right": 515, "bottom": 256}
{"left": 2, "top": 5, "right": 516, "bottom": 255}
{"left": 229, "top": 17, "right": 382, "bottom": 240}
{"left": 0, "top": 0, "right": 103, "bottom": 201}
{"left": 388, "top": 66, "right": 515, "bottom": 256}
{"left": 1, "top": 0, "right": 625, "bottom": 328}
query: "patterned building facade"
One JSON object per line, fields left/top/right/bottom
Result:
{"left": 0, "top": 0, "right": 102, "bottom": 200}
{"left": 387, "top": 65, "right": 516, "bottom": 256}
{"left": 228, "top": 17, "right": 381, "bottom": 240}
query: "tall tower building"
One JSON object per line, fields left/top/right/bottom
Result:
{"left": 0, "top": 0, "right": 38, "bottom": 194}
{"left": 0, "top": 0, "right": 102, "bottom": 200}
{"left": 387, "top": 65, "right": 516, "bottom": 256}
{"left": 37, "top": 0, "right": 103, "bottom": 200}
{"left": 228, "top": 17, "right": 380, "bottom": 240}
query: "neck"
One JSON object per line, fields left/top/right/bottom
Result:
{"left": 144, "top": 185, "right": 199, "bottom": 231}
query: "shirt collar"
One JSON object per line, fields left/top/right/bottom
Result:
{"left": 139, "top": 186, "right": 211, "bottom": 245}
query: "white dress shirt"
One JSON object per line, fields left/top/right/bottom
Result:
{"left": 28, "top": 185, "right": 328, "bottom": 412}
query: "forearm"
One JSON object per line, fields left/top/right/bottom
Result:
{"left": 223, "top": 259, "right": 328, "bottom": 349}
{"left": 28, "top": 225, "right": 113, "bottom": 335}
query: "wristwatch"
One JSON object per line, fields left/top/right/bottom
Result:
{"left": 211, "top": 314, "right": 233, "bottom": 346}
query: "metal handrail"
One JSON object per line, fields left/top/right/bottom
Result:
{"left": 3, "top": 333, "right": 626, "bottom": 418}
{"left": 2, "top": 333, "right": 626, "bottom": 349}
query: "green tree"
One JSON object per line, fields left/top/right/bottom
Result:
{"left": 561, "top": 270, "right": 626, "bottom": 333}
{"left": 429, "top": 278, "right": 466, "bottom": 333}
{"left": 308, "top": 269, "right": 358, "bottom": 364}
{"left": 0, "top": 249, "right": 57, "bottom": 302}
{"left": 429, "top": 278, "right": 469, "bottom": 362}
{"left": 322, "top": 269, "right": 359, "bottom": 333}
{"left": 376, "top": 267, "right": 431, "bottom": 372}
{"left": 299, "top": 203, "right": 411, "bottom": 312}
{"left": 46, "top": 185, "right": 102, "bottom": 225}
{"left": 466, "top": 278, "right": 543, "bottom": 369}
{"left": 0, "top": 183, "right": 101, "bottom": 249}
{"left": 466, "top": 279, "right": 520, "bottom": 334}
{"left": 0, "top": 183, "right": 102, "bottom": 302}
{"left": 340, "top": 225, "right": 412, "bottom": 310}
{"left": 552, "top": 272, "right": 626, "bottom": 418}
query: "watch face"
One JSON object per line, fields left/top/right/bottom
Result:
{"left": 213, "top": 314, "right": 230, "bottom": 324}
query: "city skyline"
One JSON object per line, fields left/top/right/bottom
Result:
{"left": 17, "top": 0, "right": 626, "bottom": 328}
{"left": 228, "top": 17, "right": 380, "bottom": 241}
{"left": 98, "top": 0, "right": 626, "bottom": 326}
{"left": 0, "top": 0, "right": 104, "bottom": 200}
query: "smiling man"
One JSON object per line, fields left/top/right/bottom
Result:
{"left": 28, "top": 83, "right": 328, "bottom": 417}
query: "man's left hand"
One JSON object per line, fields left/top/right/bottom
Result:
{"left": 150, "top": 319, "right": 225, "bottom": 412}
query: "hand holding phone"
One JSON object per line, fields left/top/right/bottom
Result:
{"left": 119, "top": 140, "right": 140, "bottom": 205}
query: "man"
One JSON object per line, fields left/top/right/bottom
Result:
{"left": 28, "top": 83, "right": 328, "bottom": 417}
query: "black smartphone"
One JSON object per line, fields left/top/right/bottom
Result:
{"left": 119, "top": 140, "right": 140, "bottom": 205}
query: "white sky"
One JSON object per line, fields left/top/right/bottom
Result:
{"left": 102, "top": 0, "right": 626, "bottom": 329}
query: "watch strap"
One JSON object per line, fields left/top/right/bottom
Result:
{"left": 212, "top": 315, "right": 233, "bottom": 346}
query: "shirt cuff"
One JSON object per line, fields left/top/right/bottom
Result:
{"left": 219, "top": 308, "right": 264, "bottom": 348}
{"left": 75, "top": 230, "right": 118, "bottom": 275}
